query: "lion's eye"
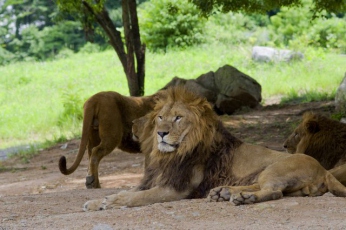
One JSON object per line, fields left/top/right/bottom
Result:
{"left": 174, "top": 116, "right": 182, "bottom": 122}
{"left": 158, "top": 116, "right": 163, "bottom": 121}
{"left": 294, "top": 133, "right": 299, "bottom": 138}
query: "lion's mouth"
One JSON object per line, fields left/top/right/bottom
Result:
{"left": 158, "top": 141, "right": 179, "bottom": 152}
{"left": 161, "top": 141, "right": 179, "bottom": 148}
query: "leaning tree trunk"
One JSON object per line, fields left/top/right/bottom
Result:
{"left": 83, "top": 0, "right": 145, "bottom": 96}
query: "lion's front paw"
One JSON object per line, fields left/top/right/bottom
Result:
{"left": 207, "top": 186, "right": 231, "bottom": 202}
{"left": 102, "top": 191, "right": 134, "bottom": 209}
{"left": 83, "top": 199, "right": 104, "bottom": 211}
{"left": 230, "top": 192, "right": 256, "bottom": 206}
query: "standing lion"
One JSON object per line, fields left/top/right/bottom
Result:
{"left": 59, "top": 90, "right": 163, "bottom": 188}
{"left": 83, "top": 87, "right": 346, "bottom": 210}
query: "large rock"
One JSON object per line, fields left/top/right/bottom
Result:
{"left": 162, "top": 65, "right": 262, "bottom": 115}
{"left": 252, "top": 46, "right": 304, "bottom": 62}
{"left": 335, "top": 72, "right": 346, "bottom": 114}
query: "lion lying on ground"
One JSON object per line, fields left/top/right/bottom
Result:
{"left": 283, "top": 112, "right": 346, "bottom": 170}
{"left": 83, "top": 87, "right": 346, "bottom": 210}
{"left": 59, "top": 91, "right": 162, "bottom": 188}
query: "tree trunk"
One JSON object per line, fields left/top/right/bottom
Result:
{"left": 83, "top": 0, "right": 145, "bottom": 96}
{"left": 128, "top": 0, "right": 145, "bottom": 96}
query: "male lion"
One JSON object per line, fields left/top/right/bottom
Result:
{"left": 83, "top": 87, "right": 346, "bottom": 210}
{"left": 59, "top": 91, "right": 162, "bottom": 189}
{"left": 283, "top": 112, "right": 346, "bottom": 170}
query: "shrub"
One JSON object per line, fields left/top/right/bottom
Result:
{"left": 267, "top": 0, "right": 346, "bottom": 52}
{"left": 79, "top": 42, "right": 100, "bottom": 54}
{"left": 57, "top": 85, "right": 83, "bottom": 128}
{"left": 139, "top": 0, "right": 206, "bottom": 51}
{"left": 204, "top": 11, "right": 269, "bottom": 46}
{"left": 308, "top": 17, "right": 346, "bottom": 52}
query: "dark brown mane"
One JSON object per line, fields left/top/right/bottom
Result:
{"left": 138, "top": 121, "right": 243, "bottom": 197}
{"left": 302, "top": 112, "right": 346, "bottom": 169}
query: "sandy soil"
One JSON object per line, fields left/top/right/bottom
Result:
{"left": 1, "top": 100, "right": 346, "bottom": 230}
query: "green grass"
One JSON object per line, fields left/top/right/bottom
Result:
{"left": 0, "top": 44, "right": 345, "bottom": 149}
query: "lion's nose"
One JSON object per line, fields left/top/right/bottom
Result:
{"left": 158, "top": 131, "right": 169, "bottom": 138}
{"left": 283, "top": 144, "right": 287, "bottom": 148}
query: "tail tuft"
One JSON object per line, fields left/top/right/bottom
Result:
{"left": 59, "top": 156, "right": 68, "bottom": 175}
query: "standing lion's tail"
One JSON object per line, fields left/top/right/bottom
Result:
{"left": 59, "top": 102, "right": 94, "bottom": 175}
{"left": 326, "top": 172, "right": 346, "bottom": 197}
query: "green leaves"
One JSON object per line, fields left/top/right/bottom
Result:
{"left": 267, "top": 0, "right": 346, "bottom": 50}
{"left": 139, "top": 0, "right": 206, "bottom": 51}
{"left": 190, "top": 0, "right": 345, "bottom": 17}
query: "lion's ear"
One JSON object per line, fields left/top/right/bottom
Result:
{"left": 305, "top": 120, "right": 320, "bottom": 134}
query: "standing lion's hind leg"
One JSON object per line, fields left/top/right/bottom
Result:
{"left": 86, "top": 113, "right": 121, "bottom": 189}
{"left": 85, "top": 129, "right": 101, "bottom": 188}
{"left": 86, "top": 143, "right": 117, "bottom": 188}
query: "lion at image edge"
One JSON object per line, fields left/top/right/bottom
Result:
{"left": 284, "top": 111, "right": 346, "bottom": 186}
{"left": 83, "top": 86, "right": 346, "bottom": 211}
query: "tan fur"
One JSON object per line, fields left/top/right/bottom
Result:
{"left": 83, "top": 87, "right": 346, "bottom": 210}
{"left": 283, "top": 112, "right": 346, "bottom": 170}
{"left": 59, "top": 91, "right": 162, "bottom": 188}
{"left": 132, "top": 114, "right": 154, "bottom": 168}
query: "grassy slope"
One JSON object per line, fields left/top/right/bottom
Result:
{"left": 0, "top": 44, "right": 345, "bottom": 148}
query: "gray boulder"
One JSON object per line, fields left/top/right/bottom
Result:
{"left": 162, "top": 65, "right": 262, "bottom": 115}
{"left": 252, "top": 46, "right": 304, "bottom": 62}
{"left": 335, "top": 72, "right": 346, "bottom": 114}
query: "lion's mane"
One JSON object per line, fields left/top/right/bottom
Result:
{"left": 136, "top": 87, "right": 243, "bottom": 197}
{"left": 284, "top": 112, "right": 346, "bottom": 169}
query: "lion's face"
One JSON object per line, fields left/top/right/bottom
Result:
{"left": 283, "top": 127, "right": 304, "bottom": 153}
{"left": 147, "top": 87, "right": 218, "bottom": 155}
{"left": 155, "top": 102, "right": 194, "bottom": 152}
{"left": 132, "top": 116, "right": 148, "bottom": 142}
{"left": 283, "top": 113, "right": 320, "bottom": 154}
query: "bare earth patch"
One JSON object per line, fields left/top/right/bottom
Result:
{"left": 1, "top": 101, "right": 345, "bottom": 230}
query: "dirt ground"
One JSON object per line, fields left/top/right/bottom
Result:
{"left": 1, "top": 100, "right": 346, "bottom": 230}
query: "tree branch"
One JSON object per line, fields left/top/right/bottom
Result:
{"left": 82, "top": 1, "right": 127, "bottom": 72}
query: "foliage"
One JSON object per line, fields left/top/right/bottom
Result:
{"left": 307, "top": 17, "right": 346, "bottom": 52}
{"left": 0, "top": 0, "right": 110, "bottom": 65}
{"left": 57, "top": 85, "right": 84, "bottom": 128}
{"left": 204, "top": 11, "right": 270, "bottom": 46}
{"left": 267, "top": 1, "right": 346, "bottom": 51}
{"left": 1, "top": 0, "right": 345, "bottom": 65}
{"left": 0, "top": 0, "right": 56, "bottom": 36}
{"left": 139, "top": 0, "right": 206, "bottom": 50}
{"left": 0, "top": 46, "right": 16, "bottom": 65}
{"left": 79, "top": 42, "right": 101, "bottom": 54}
{"left": 190, "top": 0, "right": 346, "bottom": 17}
{"left": 0, "top": 19, "right": 85, "bottom": 64}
